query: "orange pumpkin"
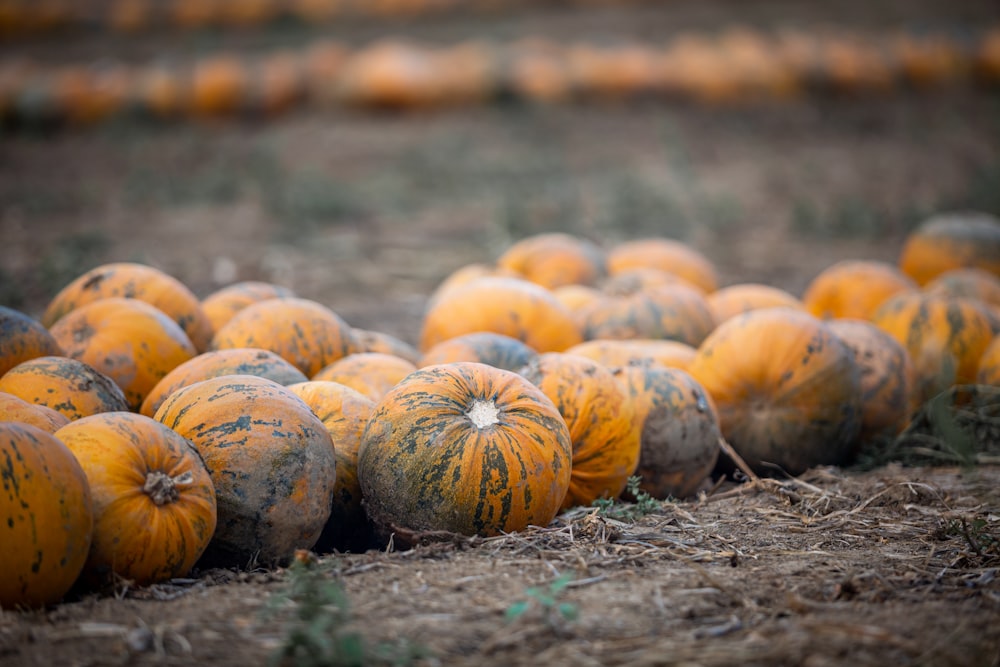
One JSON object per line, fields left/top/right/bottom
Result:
{"left": 135, "top": 63, "right": 185, "bottom": 119}
{"left": 217, "top": 0, "right": 278, "bottom": 27}
{"left": 312, "top": 352, "right": 417, "bottom": 402}
{"left": 358, "top": 362, "right": 572, "bottom": 538}
{"left": 718, "top": 28, "right": 798, "bottom": 100}
{"left": 519, "top": 353, "right": 640, "bottom": 509}
{"left": 419, "top": 332, "right": 539, "bottom": 372}
{"left": 658, "top": 35, "right": 743, "bottom": 104}
{"left": 687, "top": 308, "right": 862, "bottom": 475}
{"left": 564, "top": 338, "right": 697, "bottom": 371}
{"left": 552, "top": 284, "right": 603, "bottom": 316}
{"left": 246, "top": 52, "right": 304, "bottom": 117}
{"left": 924, "top": 268, "right": 1000, "bottom": 310}
{"left": 802, "top": 260, "right": 918, "bottom": 320}
{"left": 828, "top": 319, "right": 916, "bottom": 439}
{"left": 432, "top": 40, "right": 497, "bottom": 106}
{"left": 301, "top": 40, "right": 350, "bottom": 107}
{"left": 978, "top": 336, "right": 1000, "bottom": 385}
{"left": 210, "top": 297, "right": 357, "bottom": 377}
{"left": 169, "top": 0, "right": 220, "bottom": 29}
{"left": 188, "top": 55, "right": 248, "bottom": 118}
{"left": 419, "top": 276, "right": 582, "bottom": 353}
{"left": 42, "top": 262, "right": 213, "bottom": 353}
{"left": 893, "top": 33, "right": 964, "bottom": 88}
{"left": 0, "top": 305, "right": 63, "bottom": 377}
{"left": 706, "top": 284, "right": 804, "bottom": 325}
{"left": 976, "top": 28, "right": 1000, "bottom": 82}
{"left": 350, "top": 328, "right": 420, "bottom": 365}
{"left": 495, "top": 232, "right": 607, "bottom": 289}
{"left": 337, "top": 40, "right": 444, "bottom": 110}
{"left": 504, "top": 38, "right": 573, "bottom": 105}
{"left": 0, "top": 356, "right": 129, "bottom": 420}
{"left": 0, "top": 422, "right": 93, "bottom": 609}
{"left": 819, "top": 37, "right": 894, "bottom": 93}
{"left": 54, "top": 412, "right": 217, "bottom": 586}
{"left": 49, "top": 298, "right": 198, "bottom": 412}
{"left": 0, "top": 391, "right": 69, "bottom": 433}
{"left": 286, "top": 381, "right": 375, "bottom": 553}
{"left": 606, "top": 238, "right": 719, "bottom": 293}
{"left": 616, "top": 364, "right": 720, "bottom": 499}
{"left": 577, "top": 283, "right": 715, "bottom": 346}
{"left": 871, "top": 292, "right": 995, "bottom": 404}
{"left": 566, "top": 43, "right": 659, "bottom": 100}
{"left": 154, "top": 375, "right": 336, "bottom": 567}
{"left": 140, "top": 347, "right": 309, "bottom": 417}
{"left": 107, "top": 0, "right": 152, "bottom": 33}
{"left": 898, "top": 211, "right": 1000, "bottom": 285}
{"left": 601, "top": 267, "right": 706, "bottom": 296}
{"left": 201, "top": 280, "right": 296, "bottom": 335}
{"left": 426, "top": 262, "right": 518, "bottom": 308}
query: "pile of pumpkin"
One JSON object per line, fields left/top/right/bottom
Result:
{"left": 2, "top": 210, "right": 1000, "bottom": 611}
{"left": 2, "top": 27, "right": 1000, "bottom": 128}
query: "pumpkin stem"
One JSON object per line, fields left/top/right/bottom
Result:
{"left": 143, "top": 471, "right": 187, "bottom": 506}
{"left": 466, "top": 399, "right": 500, "bottom": 429}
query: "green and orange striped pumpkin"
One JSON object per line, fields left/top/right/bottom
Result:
{"left": 418, "top": 332, "right": 539, "bottom": 372}
{"left": 0, "top": 356, "right": 130, "bottom": 421}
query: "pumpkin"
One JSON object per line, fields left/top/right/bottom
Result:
{"left": 247, "top": 52, "right": 304, "bottom": 117}
{"left": 802, "top": 260, "right": 918, "bottom": 321}
{"left": 188, "top": 55, "right": 248, "bottom": 118}
{"left": 290, "top": 0, "right": 341, "bottom": 24}
{"left": 977, "top": 28, "right": 1000, "bottom": 82}
{"left": 42, "top": 261, "right": 213, "bottom": 353}
{"left": 135, "top": 63, "right": 185, "bottom": 119}
{"left": 686, "top": 308, "right": 862, "bottom": 476}
{"left": 0, "top": 391, "right": 69, "bottom": 433}
{"left": 606, "top": 238, "right": 718, "bottom": 293}
{"left": 54, "top": 412, "right": 217, "bottom": 586}
{"left": 495, "top": 233, "right": 607, "bottom": 290}
{"left": 426, "top": 262, "right": 518, "bottom": 308}
{"left": 419, "top": 332, "right": 538, "bottom": 372}
{"left": 201, "top": 281, "right": 296, "bottom": 335}
{"left": 577, "top": 283, "right": 715, "bottom": 346}
{"left": 312, "top": 352, "right": 417, "bottom": 402}
{"left": 0, "top": 305, "right": 64, "bottom": 377}
{"left": 154, "top": 375, "right": 336, "bottom": 567}
{"left": 169, "top": 0, "right": 220, "bottom": 29}
{"left": 893, "top": 33, "right": 964, "bottom": 87}
{"left": 564, "top": 339, "right": 697, "bottom": 371}
{"left": 706, "top": 284, "right": 805, "bottom": 325}
{"left": 898, "top": 211, "right": 1000, "bottom": 285}
{"left": 601, "top": 267, "right": 706, "bottom": 296}
{"left": 55, "top": 64, "right": 132, "bottom": 126}
{"left": 358, "top": 362, "right": 572, "bottom": 539}
{"left": 286, "top": 381, "right": 375, "bottom": 553}
{"left": 301, "top": 40, "right": 350, "bottom": 107}
{"left": 616, "top": 364, "right": 720, "bottom": 499}
{"left": 819, "top": 37, "right": 894, "bottom": 93}
{"left": 978, "top": 336, "right": 1000, "bottom": 385}
{"left": 566, "top": 43, "right": 659, "bottom": 100}
{"left": 659, "top": 35, "right": 743, "bottom": 104}
{"left": 828, "top": 319, "right": 917, "bottom": 439}
{"left": 49, "top": 298, "right": 198, "bottom": 412}
{"left": 924, "top": 268, "right": 1000, "bottom": 310}
{"left": 0, "top": 422, "right": 93, "bottom": 609}
{"left": 350, "top": 328, "right": 421, "bottom": 365}
{"left": 718, "top": 28, "right": 798, "bottom": 99}
{"left": 108, "top": 0, "right": 152, "bottom": 33}
{"left": 504, "top": 38, "right": 573, "bottom": 104}
{"left": 419, "top": 276, "right": 582, "bottom": 353}
{"left": 0, "top": 356, "right": 129, "bottom": 420}
{"left": 871, "top": 292, "right": 995, "bottom": 404}
{"left": 552, "top": 284, "right": 604, "bottom": 316}
{"left": 518, "top": 353, "right": 640, "bottom": 509}
{"left": 433, "top": 40, "right": 496, "bottom": 106}
{"left": 210, "top": 297, "right": 357, "bottom": 377}
{"left": 140, "top": 347, "right": 309, "bottom": 417}
{"left": 217, "top": 0, "right": 278, "bottom": 27}
{"left": 337, "top": 40, "right": 444, "bottom": 110}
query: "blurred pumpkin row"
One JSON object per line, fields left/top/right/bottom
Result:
{"left": 2, "top": 209, "right": 999, "bottom": 610}
{"left": 2, "top": 28, "right": 999, "bottom": 127}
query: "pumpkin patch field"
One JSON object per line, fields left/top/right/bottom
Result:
{"left": 2, "top": 0, "right": 1000, "bottom": 665}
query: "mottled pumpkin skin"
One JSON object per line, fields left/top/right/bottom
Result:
{"left": 201, "top": 281, "right": 296, "bottom": 335}
{"left": 211, "top": 297, "right": 357, "bottom": 378}
{"left": 287, "top": 381, "right": 375, "bottom": 553}
{"left": 924, "top": 268, "right": 1000, "bottom": 309}
{"left": 707, "top": 284, "right": 804, "bottom": 325}
{"left": 601, "top": 267, "right": 706, "bottom": 296}
{"left": 0, "top": 422, "right": 93, "bottom": 609}
{"left": 495, "top": 232, "right": 607, "bottom": 289}
{"left": 519, "top": 353, "right": 640, "bottom": 509}
{"left": 0, "top": 391, "right": 69, "bottom": 433}
{"left": 617, "top": 364, "right": 720, "bottom": 499}
{"left": 606, "top": 238, "right": 719, "bottom": 293}
{"left": 0, "top": 305, "right": 64, "bottom": 377}
{"left": 802, "top": 260, "right": 917, "bottom": 320}
{"left": 872, "top": 292, "right": 995, "bottom": 404}
{"left": 564, "top": 339, "right": 697, "bottom": 371}
{"left": 351, "top": 328, "right": 421, "bottom": 365}
{"left": 42, "top": 262, "right": 213, "bottom": 352}
{"left": 426, "top": 263, "right": 518, "bottom": 309}
{"left": 49, "top": 298, "right": 198, "bottom": 412}
{"left": 419, "top": 277, "right": 583, "bottom": 354}
{"left": 687, "top": 309, "right": 862, "bottom": 476}
{"left": 419, "top": 332, "right": 539, "bottom": 372}
{"left": 54, "top": 412, "right": 217, "bottom": 586}
{"left": 978, "top": 336, "right": 1000, "bottom": 385}
{"left": 552, "top": 284, "right": 603, "bottom": 316}
{"left": 0, "top": 356, "right": 130, "bottom": 420}
{"left": 578, "top": 283, "right": 715, "bottom": 346}
{"left": 140, "top": 348, "right": 308, "bottom": 417}
{"left": 828, "top": 319, "right": 917, "bottom": 439}
{"left": 358, "top": 362, "right": 572, "bottom": 538}
{"left": 154, "top": 375, "right": 336, "bottom": 567}
{"left": 313, "top": 352, "right": 417, "bottom": 402}
{"left": 898, "top": 212, "right": 1000, "bottom": 285}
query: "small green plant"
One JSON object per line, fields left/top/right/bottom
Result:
{"left": 591, "top": 475, "right": 663, "bottom": 520}
{"left": 505, "top": 572, "right": 579, "bottom": 630}
{"left": 263, "top": 555, "right": 428, "bottom": 667}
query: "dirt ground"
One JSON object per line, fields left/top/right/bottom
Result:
{"left": 2, "top": 1, "right": 1000, "bottom": 665}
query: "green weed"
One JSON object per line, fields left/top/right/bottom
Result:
{"left": 505, "top": 572, "right": 579, "bottom": 630}
{"left": 591, "top": 475, "right": 663, "bottom": 521}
